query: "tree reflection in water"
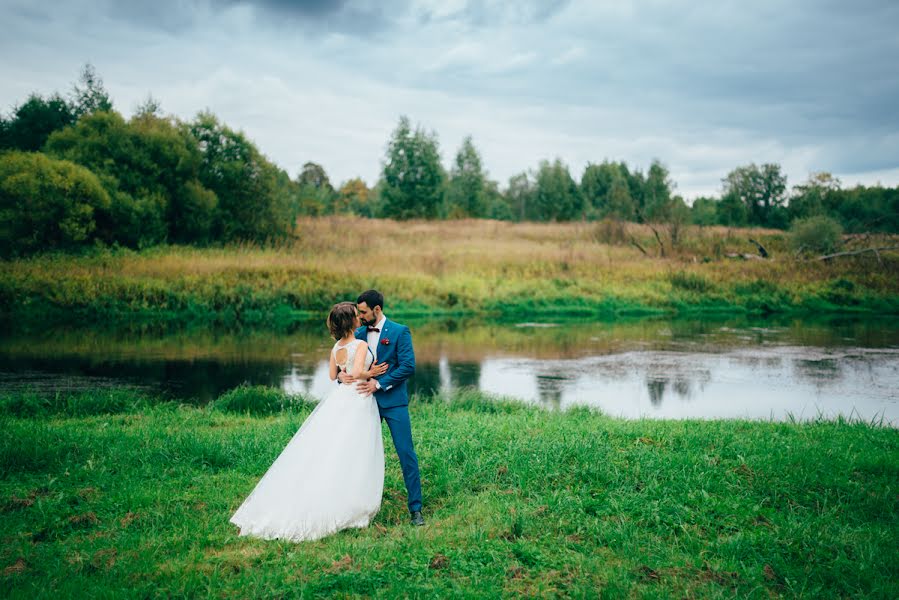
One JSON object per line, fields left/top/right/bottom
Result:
{"left": 647, "top": 378, "right": 666, "bottom": 406}
{"left": 449, "top": 362, "right": 481, "bottom": 390}
{"left": 0, "top": 316, "right": 896, "bottom": 422}
{"left": 409, "top": 362, "right": 442, "bottom": 396}
{"left": 536, "top": 374, "right": 566, "bottom": 409}
{"left": 645, "top": 376, "right": 697, "bottom": 406}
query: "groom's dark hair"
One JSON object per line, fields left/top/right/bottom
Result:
{"left": 357, "top": 289, "right": 384, "bottom": 310}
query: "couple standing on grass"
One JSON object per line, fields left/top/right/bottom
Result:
{"left": 229, "top": 289, "right": 425, "bottom": 541}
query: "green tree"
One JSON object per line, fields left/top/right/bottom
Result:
{"left": 717, "top": 192, "right": 748, "bottom": 226}
{"left": 46, "top": 110, "right": 218, "bottom": 246}
{"left": 45, "top": 111, "right": 167, "bottom": 247}
{"left": 789, "top": 172, "right": 840, "bottom": 222}
{"left": 296, "top": 161, "right": 333, "bottom": 190}
{"left": 721, "top": 163, "right": 788, "bottom": 227}
{"left": 505, "top": 172, "right": 535, "bottom": 221}
{"left": 690, "top": 197, "right": 719, "bottom": 226}
{"left": 622, "top": 163, "right": 646, "bottom": 219}
{"left": 380, "top": 116, "right": 445, "bottom": 219}
{"left": 830, "top": 185, "right": 899, "bottom": 233}
{"left": 642, "top": 160, "right": 675, "bottom": 222}
{"left": 129, "top": 112, "right": 218, "bottom": 243}
{"left": 189, "top": 112, "right": 292, "bottom": 242}
{"left": 135, "top": 94, "right": 163, "bottom": 118}
{"left": 0, "top": 151, "right": 110, "bottom": 256}
{"left": 580, "top": 161, "right": 641, "bottom": 221}
{"left": 295, "top": 162, "right": 336, "bottom": 216}
{"left": 665, "top": 195, "right": 691, "bottom": 248}
{"left": 534, "top": 158, "right": 582, "bottom": 221}
{"left": 71, "top": 63, "right": 113, "bottom": 117}
{"left": 0, "top": 93, "right": 75, "bottom": 152}
{"left": 580, "top": 161, "right": 617, "bottom": 217}
{"left": 335, "top": 178, "right": 374, "bottom": 216}
{"left": 445, "top": 135, "right": 487, "bottom": 218}
{"left": 483, "top": 180, "right": 513, "bottom": 220}
{"left": 605, "top": 173, "right": 636, "bottom": 221}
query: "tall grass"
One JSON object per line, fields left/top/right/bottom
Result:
{"left": 2, "top": 218, "right": 897, "bottom": 329}
{"left": 1, "top": 387, "right": 897, "bottom": 597}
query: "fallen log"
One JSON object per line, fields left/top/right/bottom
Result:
{"left": 817, "top": 246, "right": 899, "bottom": 261}
{"left": 748, "top": 238, "right": 769, "bottom": 258}
{"left": 725, "top": 253, "right": 764, "bottom": 260}
{"left": 629, "top": 237, "right": 649, "bottom": 256}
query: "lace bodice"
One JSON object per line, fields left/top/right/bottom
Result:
{"left": 333, "top": 339, "right": 373, "bottom": 373}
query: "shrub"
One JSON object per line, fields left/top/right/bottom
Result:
{"left": 45, "top": 110, "right": 219, "bottom": 247}
{"left": 789, "top": 215, "right": 843, "bottom": 255}
{"left": 0, "top": 151, "right": 110, "bottom": 257}
{"left": 592, "top": 218, "right": 628, "bottom": 245}
{"left": 823, "top": 278, "right": 860, "bottom": 306}
{"left": 668, "top": 271, "right": 714, "bottom": 293}
{"left": 211, "top": 384, "right": 312, "bottom": 415}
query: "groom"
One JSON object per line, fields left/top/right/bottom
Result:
{"left": 337, "top": 289, "right": 424, "bottom": 527}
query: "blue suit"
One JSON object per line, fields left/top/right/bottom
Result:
{"left": 352, "top": 319, "right": 422, "bottom": 512}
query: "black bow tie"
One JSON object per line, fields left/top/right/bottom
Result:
{"left": 367, "top": 327, "right": 380, "bottom": 332}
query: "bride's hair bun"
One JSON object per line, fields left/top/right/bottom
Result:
{"left": 327, "top": 302, "right": 358, "bottom": 339}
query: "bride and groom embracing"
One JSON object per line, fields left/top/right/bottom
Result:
{"left": 229, "top": 290, "right": 424, "bottom": 542}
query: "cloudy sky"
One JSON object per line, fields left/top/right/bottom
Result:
{"left": 2, "top": 0, "right": 898, "bottom": 198}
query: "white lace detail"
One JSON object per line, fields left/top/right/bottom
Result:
{"left": 333, "top": 339, "right": 372, "bottom": 373}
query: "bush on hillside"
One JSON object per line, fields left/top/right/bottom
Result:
{"left": 789, "top": 215, "right": 844, "bottom": 255}
{"left": 0, "top": 151, "right": 110, "bottom": 257}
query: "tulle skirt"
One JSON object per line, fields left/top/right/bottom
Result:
{"left": 229, "top": 383, "right": 384, "bottom": 542}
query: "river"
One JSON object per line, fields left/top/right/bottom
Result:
{"left": 1, "top": 315, "right": 896, "bottom": 424}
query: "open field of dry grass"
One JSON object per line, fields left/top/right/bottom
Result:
{"left": 2, "top": 218, "right": 897, "bottom": 329}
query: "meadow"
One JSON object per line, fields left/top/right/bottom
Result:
{"left": 1, "top": 218, "right": 898, "bottom": 330}
{"left": 1, "top": 386, "right": 897, "bottom": 598}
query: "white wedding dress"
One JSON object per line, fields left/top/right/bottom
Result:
{"left": 230, "top": 339, "right": 384, "bottom": 542}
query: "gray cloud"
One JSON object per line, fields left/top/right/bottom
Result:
{"left": 0, "top": 0, "right": 897, "bottom": 196}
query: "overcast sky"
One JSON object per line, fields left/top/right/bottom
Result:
{"left": 2, "top": 0, "right": 898, "bottom": 198}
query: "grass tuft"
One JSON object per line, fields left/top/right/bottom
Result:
{"left": 211, "top": 384, "right": 314, "bottom": 416}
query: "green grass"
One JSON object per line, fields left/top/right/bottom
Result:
{"left": 1, "top": 387, "right": 897, "bottom": 598}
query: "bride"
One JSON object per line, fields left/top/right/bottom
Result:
{"left": 230, "top": 302, "right": 388, "bottom": 542}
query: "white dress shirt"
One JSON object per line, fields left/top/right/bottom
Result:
{"left": 366, "top": 315, "right": 386, "bottom": 389}
{"left": 366, "top": 315, "right": 386, "bottom": 360}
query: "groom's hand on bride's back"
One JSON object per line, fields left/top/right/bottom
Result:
{"left": 337, "top": 362, "right": 386, "bottom": 384}
{"left": 356, "top": 380, "right": 379, "bottom": 395}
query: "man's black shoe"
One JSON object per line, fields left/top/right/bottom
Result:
{"left": 410, "top": 510, "right": 425, "bottom": 526}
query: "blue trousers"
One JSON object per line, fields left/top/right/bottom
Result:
{"left": 378, "top": 404, "right": 422, "bottom": 512}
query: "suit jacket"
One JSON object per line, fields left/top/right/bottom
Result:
{"left": 354, "top": 318, "right": 416, "bottom": 409}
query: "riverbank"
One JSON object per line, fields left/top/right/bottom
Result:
{"left": 2, "top": 387, "right": 897, "bottom": 597}
{"left": 1, "top": 218, "right": 898, "bottom": 330}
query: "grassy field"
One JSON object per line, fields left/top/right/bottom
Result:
{"left": 2, "top": 387, "right": 897, "bottom": 598}
{"left": 1, "top": 218, "right": 898, "bottom": 330}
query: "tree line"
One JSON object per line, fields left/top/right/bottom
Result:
{"left": 1, "top": 65, "right": 897, "bottom": 257}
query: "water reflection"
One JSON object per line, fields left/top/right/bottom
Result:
{"left": 647, "top": 379, "right": 666, "bottom": 406}
{"left": 1, "top": 316, "right": 897, "bottom": 424}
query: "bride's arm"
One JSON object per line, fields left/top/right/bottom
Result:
{"left": 349, "top": 341, "right": 370, "bottom": 379}
{"left": 328, "top": 350, "right": 338, "bottom": 381}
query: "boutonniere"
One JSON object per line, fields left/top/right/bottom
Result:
{"left": 381, "top": 338, "right": 390, "bottom": 346}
